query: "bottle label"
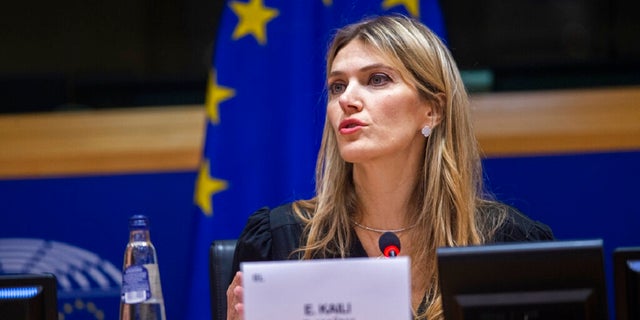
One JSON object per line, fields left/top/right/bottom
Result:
{"left": 121, "top": 264, "right": 164, "bottom": 304}
{"left": 146, "top": 263, "right": 164, "bottom": 303}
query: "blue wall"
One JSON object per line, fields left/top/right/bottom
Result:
{"left": 483, "top": 150, "right": 640, "bottom": 318}
{"left": 0, "top": 171, "right": 197, "bottom": 319}
{"left": 1, "top": 150, "right": 638, "bottom": 319}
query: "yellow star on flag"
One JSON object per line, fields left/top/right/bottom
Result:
{"left": 323, "top": 0, "right": 332, "bottom": 6}
{"left": 382, "top": 0, "right": 420, "bottom": 17}
{"left": 230, "top": 0, "right": 279, "bottom": 45}
{"left": 205, "top": 70, "right": 235, "bottom": 125}
{"left": 194, "top": 160, "right": 229, "bottom": 216}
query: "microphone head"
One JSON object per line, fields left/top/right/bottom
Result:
{"left": 378, "top": 232, "right": 401, "bottom": 257}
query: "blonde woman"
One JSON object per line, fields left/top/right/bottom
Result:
{"left": 226, "top": 14, "right": 553, "bottom": 320}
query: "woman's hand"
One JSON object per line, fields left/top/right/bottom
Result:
{"left": 226, "top": 271, "right": 244, "bottom": 320}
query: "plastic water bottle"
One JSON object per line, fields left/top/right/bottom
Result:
{"left": 119, "top": 215, "right": 167, "bottom": 320}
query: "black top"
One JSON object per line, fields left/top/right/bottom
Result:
{"left": 231, "top": 202, "right": 555, "bottom": 276}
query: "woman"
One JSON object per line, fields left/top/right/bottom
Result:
{"left": 226, "top": 14, "right": 553, "bottom": 320}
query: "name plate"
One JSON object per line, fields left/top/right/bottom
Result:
{"left": 241, "top": 257, "right": 412, "bottom": 320}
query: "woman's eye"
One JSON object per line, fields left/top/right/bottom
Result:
{"left": 329, "top": 82, "right": 346, "bottom": 95}
{"left": 369, "top": 73, "right": 391, "bottom": 86}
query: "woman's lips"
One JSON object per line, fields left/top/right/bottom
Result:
{"left": 339, "top": 119, "right": 366, "bottom": 135}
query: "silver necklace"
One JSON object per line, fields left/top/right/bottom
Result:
{"left": 352, "top": 219, "right": 418, "bottom": 234}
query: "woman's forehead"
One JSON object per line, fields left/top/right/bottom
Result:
{"left": 330, "top": 40, "right": 405, "bottom": 74}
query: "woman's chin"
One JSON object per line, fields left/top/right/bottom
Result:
{"left": 339, "top": 148, "right": 376, "bottom": 164}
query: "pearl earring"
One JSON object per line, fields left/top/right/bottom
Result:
{"left": 421, "top": 125, "right": 431, "bottom": 138}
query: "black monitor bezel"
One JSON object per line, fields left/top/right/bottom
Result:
{"left": 437, "top": 239, "right": 608, "bottom": 320}
{"left": 613, "top": 246, "right": 640, "bottom": 320}
{"left": 0, "top": 273, "right": 58, "bottom": 320}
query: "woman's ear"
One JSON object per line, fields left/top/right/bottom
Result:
{"left": 424, "top": 92, "right": 445, "bottom": 128}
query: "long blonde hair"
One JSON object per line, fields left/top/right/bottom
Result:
{"left": 294, "top": 15, "right": 504, "bottom": 319}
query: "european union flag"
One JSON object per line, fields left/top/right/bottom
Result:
{"left": 188, "top": 0, "right": 445, "bottom": 318}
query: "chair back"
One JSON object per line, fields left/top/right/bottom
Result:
{"left": 209, "top": 239, "right": 237, "bottom": 320}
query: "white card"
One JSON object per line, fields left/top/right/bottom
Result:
{"left": 241, "top": 257, "right": 412, "bottom": 320}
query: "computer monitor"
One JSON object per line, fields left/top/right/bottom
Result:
{"left": 437, "top": 239, "right": 608, "bottom": 320}
{"left": 613, "top": 247, "right": 640, "bottom": 320}
{"left": 0, "top": 273, "right": 58, "bottom": 320}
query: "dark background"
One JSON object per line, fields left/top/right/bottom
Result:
{"left": 441, "top": 0, "right": 640, "bottom": 90}
{"left": 0, "top": 0, "right": 224, "bottom": 113}
{"left": 1, "top": 0, "right": 639, "bottom": 113}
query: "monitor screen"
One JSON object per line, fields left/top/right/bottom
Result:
{"left": 437, "top": 239, "right": 608, "bottom": 320}
{"left": 613, "top": 247, "right": 640, "bottom": 320}
{"left": 0, "top": 273, "right": 58, "bottom": 320}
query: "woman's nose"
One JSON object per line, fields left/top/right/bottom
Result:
{"left": 338, "top": 83, "right": 363, "bottom": 114}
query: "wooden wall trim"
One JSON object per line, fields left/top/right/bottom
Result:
{"left": 0, "top": 106, "right": 206, "bottom": 179}
{"left": 1, "top": 86, "right": 639, "bottom": 179}
{"left": 471, "top": 86, "right": 640, "bottom": 157}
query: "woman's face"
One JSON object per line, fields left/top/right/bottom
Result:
{"left": 327, "top": 40, "right": 432, "bottom": 165}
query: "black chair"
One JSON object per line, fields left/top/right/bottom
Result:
{"left": 209, "top": 239, "right": 237, "bottom": 320}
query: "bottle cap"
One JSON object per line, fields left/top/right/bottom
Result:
{"left": 129, "top": 215, "right": 150, "bottom": 230}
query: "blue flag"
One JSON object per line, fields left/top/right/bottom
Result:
{"left": 188, "top": 0, "right": 445, "bottom": 318}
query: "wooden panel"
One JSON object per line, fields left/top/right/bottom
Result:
{"left": 471, "top": 86, "right": 640, "bottom": 157}
{"left": 0, "top": 86, "right": 639, "bottom": 179}
{"left": 0, "top": 106, "right": 206, "bottom": 179}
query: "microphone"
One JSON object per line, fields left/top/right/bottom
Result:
{"left": 378, "top": 232, "right": 401, "bottom": 257}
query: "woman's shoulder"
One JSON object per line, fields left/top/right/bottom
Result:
{"left": 235, "top": 202, "right": 304, "bottom": 262}
{"left": 269, "top": 202, "right": 305, "bottom": 230}
{"left": 480, "top": 201, "right": 555, "bottom": 243}
{"left": 239, "top": 202, "right": 301, "bottom": 233}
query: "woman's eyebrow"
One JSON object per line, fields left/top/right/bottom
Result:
{"left": 328, "top": 63, "right": 394, "bottom": 78}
